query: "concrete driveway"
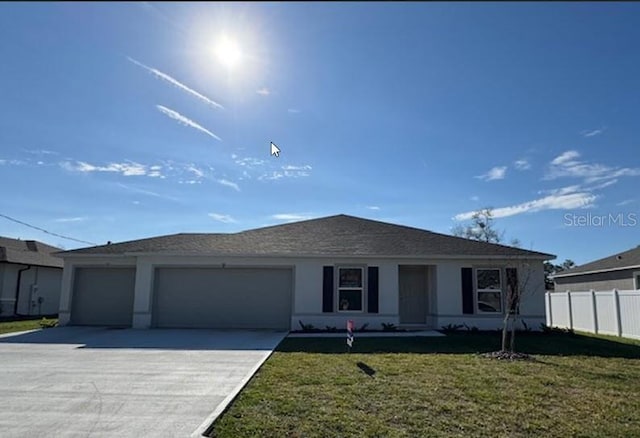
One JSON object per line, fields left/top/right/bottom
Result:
{"left": 0, "top": 327, "right": 286, "bottom": 437}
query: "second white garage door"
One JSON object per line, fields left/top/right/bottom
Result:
{"left": 153, "top": 267, "right": 292, "bottom": 329}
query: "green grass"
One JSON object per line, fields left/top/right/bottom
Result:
{"left": 210, "top": 332, "right": 640, "bottom": 438}
{"left": 0, "top": 317, "right": 58, "bottom": 334}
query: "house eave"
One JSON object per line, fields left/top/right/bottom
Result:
{"left": 60, "top": 252, "right": 552, "bottom": 261}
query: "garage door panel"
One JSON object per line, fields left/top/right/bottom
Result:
{"left": 153, "top": 268, "right": 292, "bottom": 329}
{"left": 71, "top": 268, "right": 135, "bottom": 326}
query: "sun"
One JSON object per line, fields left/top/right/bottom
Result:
{"left": 215, "top": 35, "right": 242, "bottom": 69}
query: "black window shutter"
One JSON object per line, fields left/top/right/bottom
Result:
{"left": 322, "top": 266, "right": 334, "bottom": 313}
{"left": 461, "top": 267, "right": 474, "bottom": 314}
{"left": 506, "top": 268, "right": 519, "bottom": 313}
{"left": 367, "top": 266, "right": 379, "bottom": 313}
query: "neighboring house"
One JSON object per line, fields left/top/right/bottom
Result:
{"left": 57, "top": 215, "right": 554, "bottom": 330}
{"left": 0, "top": 237, "right": 64, "bottom": 317}
{"left": 553, "top": 246, "right": 640, "bottom": 292}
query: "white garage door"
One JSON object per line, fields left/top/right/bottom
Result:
{"left": 153, "top": 267, "right": 292, "bottom": 329}
{"left": 71, "top": 267, "right": 135, "bottom": 327}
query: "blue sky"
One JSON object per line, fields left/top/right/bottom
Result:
{"left": 1, "top": 3, "right": 639, "bottom": 264}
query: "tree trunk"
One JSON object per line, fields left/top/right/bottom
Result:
{"left": 509, "top": 315, "right": 516, "bottom": 352}
{"left": 501, "top": 313, "right": 509, "bottom": 351}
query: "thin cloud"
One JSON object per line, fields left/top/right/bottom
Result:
{"left": 617, "top": 199, "right": 636, "bottom": 206}
{"left": 186, "top": 165, "right": 205, "bottom": 178}
{"left": 60, "top": 160, "right": 151, "bottom": 177}
{"left": 476, "top": 166, "right": 507, "bottom": 181}
{"left": 581, "top": 128, "right": 605, "bottom": 138}
{"left": 148, "top": 165, "right": 163, "bottom": 178}
{"left": 0, "top": 159, "right": 26, "bottom": 166}
{"left": 256, "top": 87, "right": 271, "bottom": 96}
{"left": 23, "top": 149, "right": 58, "bottom": 156}
{"left": 156, "top": 105, "right": 221, "bottom": 141}
{"left": 208, "top": 213, "right": 236, "bottom": 223}
{"left": 235, "top": 157, "right": 266, "bottom": 168}
{"left": 366, "top": 206, "right": 381, "bottom": 211}
{"left": 128, "top": 57, "right": 223, "bottom": 109}
{"left": 217, "top": 178, "right": 240, "bottom": 191}
{"left": 454, "top": 191, "right": 597, "bottom": 220}
{"left": 259, "top": 164, "right": 313, "bottom": 181}
{"left": 271, "top": 213, "right": 314, "bottom": 222}
{"left": 115, "top": 182, "right": 180, "bottom": 202}
{"left": 287, "top": 108, "right": 301, "bottom": 114}
{"left": 514, "top": 159, "right": 531, "bottom": 171}
{"left": 470, "top": 196, "right": 480, "bottom": 202}
{"left": 545, "top": 150, "right": 640, "bottom": 183}
{"left": 550, "top": 150, "right": 580, "bottom": 166}
{"left": 54, "top": 217, "right": 87, "bottom": 223}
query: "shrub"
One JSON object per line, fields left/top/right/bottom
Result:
{"left": 298, "top": 320, "right": 316, "bottom": 332}
{"left": 381, "top": 322, "right": 397, "bottom": 332}
{"left": 39, "top": 318, "right": 57, "bottom": 329}
{"left": 540, "top": 323, "right": 574, "bottom": 335}
{"left": 440, "top": 323, "right": 464, "bottom": 333}
{"left": 463, "top": 323, "right": 479, "bottom": 332}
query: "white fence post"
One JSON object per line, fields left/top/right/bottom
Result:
{"left": 545, "top": 292, "right": 553, "bottom": 327}
{"left": 566, "top": 291, "right": 573, "bottom": 330}
{"left": 612, "top": 289, "right": 622, "bottom": 337}
{"left": 590, "top": 289, "right": 598, "bottom": 334}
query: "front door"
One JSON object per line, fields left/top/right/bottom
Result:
{"left": 399, "top": 265, "right": 428, "bottom": 324}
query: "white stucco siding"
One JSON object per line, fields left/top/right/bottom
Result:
{"left": 15, "top": 266, "right": 62, "bottom": 316}
{"left": 293, "top": 260, "right": 321, "bottom": 314}
{"left": 0, "top": 264, "right": 62, "bottom": 317}
{"left": 58, "top": 254, "right": 548, "bottom": 330}
{"left": 434, "top": 259, "right": 547, "bottom": 330}
{"left": 434, "top": 261, "right": 463, "bottom": 315}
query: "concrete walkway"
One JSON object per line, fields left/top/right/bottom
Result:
{"left": 0, "top": 327, "right": 286, "bottom": 437}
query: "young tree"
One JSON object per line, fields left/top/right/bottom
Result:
{"left": 454, "top": 207, "right": 542, "bottom": 353}
{"left": 502, "top": 260, "right": 543, "bottom": 352}
{"left": 544, "top": 259, "right": 576, "bottom": 290}
{"left": 452, "top": 208, "right": 504, "bottom": 243}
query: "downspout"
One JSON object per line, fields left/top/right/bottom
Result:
{"left": 14, "top": 265, "right": 31, "bottom": 316}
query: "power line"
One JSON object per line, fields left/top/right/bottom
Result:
{"left": 0, "top": 213, "right": 97, "bottom": 246}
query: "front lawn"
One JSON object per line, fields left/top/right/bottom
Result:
{"left": 210, "top": 332, "right": 640, "bottom": 437}
{"left": 0, "top": 317, "right": 57, "bottom": 335}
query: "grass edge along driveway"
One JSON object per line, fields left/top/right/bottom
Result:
{"left": 0, "top": 317, "right": 57, "bottom": 335}
{"left": 210, "top": 332, "right": 640, "bottom": 438}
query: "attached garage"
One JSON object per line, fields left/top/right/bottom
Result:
{"left": 152, "top": 267, "right": 292, "bottom": 329}
{"left": 70, "top": 267, "right": 135, "bottom": 326}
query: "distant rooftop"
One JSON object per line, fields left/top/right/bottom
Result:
{"left": 0, "top": 236, "right": 64, "bottom": 268}
{"left": 553, "top": 245, "right": 640, "bottom": 278}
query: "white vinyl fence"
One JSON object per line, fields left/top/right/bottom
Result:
{"left": 546, "top": 290, "right": 640, "bottom": 339}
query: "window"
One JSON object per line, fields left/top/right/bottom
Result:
{"left": 338, "top": 267, "right": 363, "bottom": 312}
{"left": 476, "top": 268, "right": 502, "bottom": 313}
{"left": 634, "top": 272, "right": 640, "bottom": 290}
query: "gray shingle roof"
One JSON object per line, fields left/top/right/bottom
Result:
{"left": 0, "top": 237, "right": 64, "bottom": 268}
{"left": 59, "top": 214, "right": 554, "bottom": 259}
{"left": 553, "top": 245, "right": 640, "bottom": 277}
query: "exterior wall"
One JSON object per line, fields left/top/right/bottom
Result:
{"left": 554, "top": 269, "right": 636, "bottom": 292}
{"left": 434, "top": 259, "right": 546, "bottom": 330}
{"left": 0, "top": 263, "right": 14, "bottom": 316}
{"left": 0, "top": 263, "right": 62, "bottom": 317}
{"left": 58, "top": 254, "right": 547, "bottom": 330}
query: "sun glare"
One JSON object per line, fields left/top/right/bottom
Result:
{"left": 215, "top": 36, "right": 242, "bottom": 69}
